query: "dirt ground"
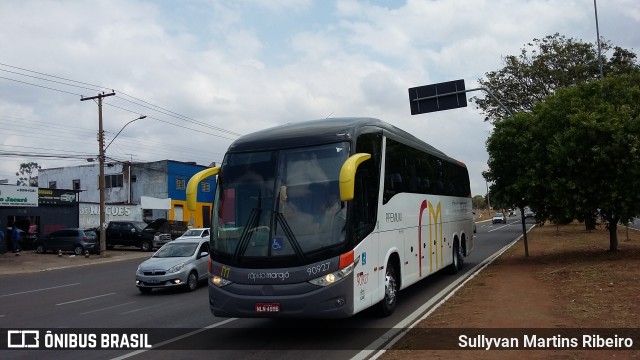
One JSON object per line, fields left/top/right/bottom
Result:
{"left": 379, "top": 221, "right": 640, "bottom": 360}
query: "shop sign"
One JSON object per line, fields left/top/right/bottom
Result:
{"left": 0, "top": 185, "right": 39, "bottom": 207}
{"left": 38, "top": 188, "right": 77, "bottom": 206}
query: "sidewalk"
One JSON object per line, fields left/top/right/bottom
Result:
{"left": 0, "top": 248, "right": 151, "bottom": 275}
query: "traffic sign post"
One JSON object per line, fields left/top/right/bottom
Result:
{"left": 408, "top": 79, "right": 467, "bottom": 115}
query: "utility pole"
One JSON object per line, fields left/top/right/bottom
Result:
{"left": 81, "top": 91, "right": 115, "bottom": 258}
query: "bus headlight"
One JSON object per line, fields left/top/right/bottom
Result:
{"left": 211, "top": 275, "right": 232, "bottom": 287}
{"left": 308, "top": 263, "right": 354, "bottom": 287}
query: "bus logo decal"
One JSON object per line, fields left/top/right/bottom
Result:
{"left": 357, "top": 272, "right": 369, "bottom": 286}
{"left": 362, "top": 252, "right": 367, "bottom": 265}
{"left": 221, "top": 266, "right": 231, "bottom": 278}
{"left": 428, "top": 201, "right": 443, "bottom": 273}
{"left": 419, "top": 200, "right": 443, "bottom": 277}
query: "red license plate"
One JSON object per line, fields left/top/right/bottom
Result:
{"left": 256, "top": 303, "right": 280, "bottom": 313}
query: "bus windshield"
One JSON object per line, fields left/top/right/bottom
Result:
{"left": 212, "top": 142, "right": 350, "bottom": 264}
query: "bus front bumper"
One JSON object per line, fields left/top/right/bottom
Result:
{"left": 208, "top": 273, "right": 355, "bottom": 319}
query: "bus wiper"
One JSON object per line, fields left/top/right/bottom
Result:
{"left": 275, "top": 213, "right": 306, "bottom": 262}
{"left": 234, "top": 207, "right": 260, "bottom": 261}
{"left": 234, "top": 190, "right": 263, "bottom": 261}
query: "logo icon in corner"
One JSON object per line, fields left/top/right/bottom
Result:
{"left": 7, "top": 330, "right": 40, "bottom": 348}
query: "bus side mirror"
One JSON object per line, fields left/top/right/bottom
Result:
{"left": 339, "top": 153, "right": 371, "bottom": 201}
{"left": 186, "top": 167, "right": 220, "bottom": 211}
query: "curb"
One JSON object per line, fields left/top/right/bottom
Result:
{"left": 0, "top": 250, "right": 151, "bottom": 275}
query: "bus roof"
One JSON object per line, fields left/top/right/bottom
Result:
{"left": 227, "top": 117, "right": 462, "bottom": 165}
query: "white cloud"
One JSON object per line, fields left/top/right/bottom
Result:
{"left": 0, "top": 0, "right": 639, "bottom": 196}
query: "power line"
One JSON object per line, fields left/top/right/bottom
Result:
{"left": 0, "top": 150, "right": 94, "bottom": 159}
{"left": 0, "top": 75, "right": 83, "bottom": 96}
{"left": 115, "top": 93, "right": 242, "bottom": 136}
{"left": 0, "top": 62, "right": 110, "bottom": 92}
{"left": 0, "top": 67, "right": 102, "bottom": 93}
{"left": 0, "top": 62, "right": 236, "bottom": 177}
{"left": 0, "top": 62, "right": 242, "bottom": 138}
{"left": 0, "top": 112, "right": 224, "bottom": 164}
{"left": 104, "top": 103, "right": 238, "bottom": 141}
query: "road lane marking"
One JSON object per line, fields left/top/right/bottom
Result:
{"left": 56, "top": 293, "right": 115, "bottom": 306}
{"left": 488, "top": 224, "right": 509, "bottom": 232}
{"left": 111, "top": 318, "right": 238, "bottom": 360}
{"left": 487, "top": 221, "right": 521, "bottom": 232}
{"left": 80, "top": 301, "right": 136, "bottom": 315}
{"left": 119, "top": 300, "right": 178, "bottom": 315}
{"left": 0, "top": 283, "right": 81, "bottom": 298}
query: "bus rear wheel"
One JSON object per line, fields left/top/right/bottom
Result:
{"left": 379, "top": 262, "right": 398, "bottom": 317}
{"left": 447, "top": 241, "right": 463, "bottom": 274}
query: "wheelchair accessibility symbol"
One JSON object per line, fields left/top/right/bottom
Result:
{"left": 271, "top": 237, "right": 284, "bottom": 251}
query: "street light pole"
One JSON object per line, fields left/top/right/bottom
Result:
{"left": 82, "top": 92, "right": 115, "bottom": 258}
{"left": 594, "top": 0, "right": 604, "bottom": 78}
{"left": 82, "top": 91, "right": 146, "bottom": 258}
{"left": 485, "top": 179, "right": 491, "bottom": 210}
{"left": 99, "top": 114, "right": 147, "bottom": 255}
{"left": 104, "top": 115, "right": 147, "bottom": 151}
{"left": 105, "top": 116, "right": 146, "bottom": 208}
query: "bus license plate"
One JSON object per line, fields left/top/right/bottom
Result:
{"left": 256, "top": 303, "right": 280, "bottom": 313}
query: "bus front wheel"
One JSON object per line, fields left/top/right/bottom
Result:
{"left": 379, "top": 262, "right": 398, "bottom": 317}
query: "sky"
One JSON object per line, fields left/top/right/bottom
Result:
{"left": 1, "top": 0, "right": 639, "bottom": 197}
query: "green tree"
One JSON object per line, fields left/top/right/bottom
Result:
{"left": 532, "top": 73, "right": 640, "bottom": 251}
{"left": 486, "top": 73, "right": 640, "bottom": 251}
{"left": 472, "top": 195, "right": 486, "bottom": 209}
{"left": 485, "top": 112, "right": 541, "bottom": 256}
{"left": 473, "top": 33, "right": 640, "bottom": 123}
{"left": 15, "top": 162, "right": 40, "bottom": 186}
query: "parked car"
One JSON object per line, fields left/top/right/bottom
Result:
{"left": 524, "top": 209, "right": 535, "bottom": 219}
{"left": 492, "top": 213, "right": 507, "bottom": 224}
{"left": 35, "top": 228, "right": 99, "bottom": 255}
{"left": 176, "top": 228, "right": 210, "bottom": 240}
{"left": 135, "top": 238, "right": 210, "bottom": 293}
{"left": 151, "top": 219, "right": 189, "bottom": 240}
{"left": 105, "top": 219, "right": 173, "bottom": 251}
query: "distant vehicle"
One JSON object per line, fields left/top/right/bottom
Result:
{"left": 105, "top": 219, "right": 173, "bottom": 251}
{"left": 492, "top": 213, "right": 507, "bottom": 224}
{"left": 524, "top": 210, "right": 535, "bottom": 219}
{"left": 176, "top": 228, "right": 210, "bottom": 240}
{"left": 153, "top": 219, "right": 189, "bottom": 240}
{"left": 35, "top": 228, "right": 98, "bottom": 255}
{"left": 135, "top": 238, "right": 210, "bottom": 293}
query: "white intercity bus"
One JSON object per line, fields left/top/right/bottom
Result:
{"left": 187, "top": 117, "right": 474, "bottom": 318}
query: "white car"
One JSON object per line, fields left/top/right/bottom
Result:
{"left": 492, "top": 213, "right": 507, "bottom": 224}
{"left": 176, "top": 227, "right": 210, "bottom": 240}
{"left": 135, "top": 238, "right": 209, "bottom": 293}
{"left": 60, "top": 193, "right": 76, "bottom": 202}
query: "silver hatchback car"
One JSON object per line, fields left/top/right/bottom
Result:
{"left": 135, "top": 238, "right": 209, "bottom": 293}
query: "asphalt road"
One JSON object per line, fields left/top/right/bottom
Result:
{"left": 1, "top": 216, "right": 535, "bottom": 360}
